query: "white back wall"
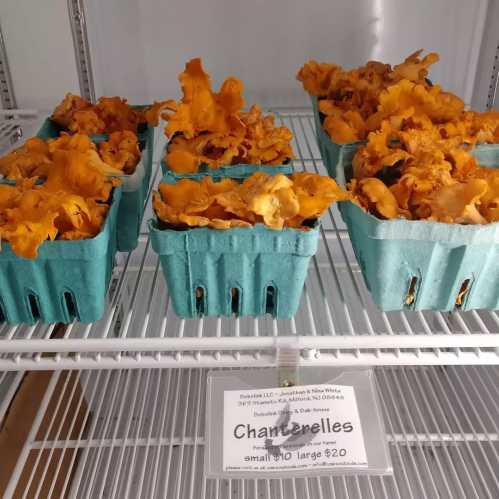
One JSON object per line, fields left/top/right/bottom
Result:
{"left": 85, "top": 0, "right": 488, "bottom": 108}
{"left": 0, "top": 0, "right": 80, "bottom": 110}
{"left": 472, "top": 0, "right": 499, "bottom": 110}
{"left": 0, "top": 0, "right": 494, "bottom": 110}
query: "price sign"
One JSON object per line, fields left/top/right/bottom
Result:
{"left": 222, "top": 384, "right": 368, "bottom": 472}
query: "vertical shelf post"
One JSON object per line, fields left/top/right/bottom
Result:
{"left": 67, "top": 0, "right": 95, "bottom": 102}
{"left": 0, "top": 22, "right": 17, "bottom": 109}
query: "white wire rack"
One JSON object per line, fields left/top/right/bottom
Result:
{"left": 2, "top": 365, "right": 499, "bottom": 499}
{"left": 0, "top": 110, "right": 43, "bottom": 156}
{"left": 0, "top": 111, "right": 498, "bottom": 370}
{"left": 0, "top": 369, "right": 24, "bottom": 423}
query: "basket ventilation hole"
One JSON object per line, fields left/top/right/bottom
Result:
{"left": 0, "top": 301, "right": 5, "bottom": 322}
{"left": 266, "top": 286, "right": 277, "bottom": 315}
{"left": 455, "top": 279, "right": 471, "bottom": 308}
{"left": 28, "top": 294, "right": 41, "bottom": 320}
{"left": 231, "top": 288, "right": 240, "bottom": 315}
{"left": 195, "top": 287, "right": 205, "bottom": 315}
{"left": 64, "top": 291, "right": 78, "bottom": 319}
{"left": 405, "top": 277, "right": 418, "bottom": 306}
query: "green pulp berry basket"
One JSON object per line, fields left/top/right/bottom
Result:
{"left": 149, "top": 172, "right": 319, "bottom": 318}
{"left": 113, "top": 129, "right": 154, "bottom": 252}
{"left": 160, "top": 142, "right": 293, "bottom": 180}
{"left": 311, "top": 96, "right": 363, "bottom": 181}
{"left": 0, "top": 186, "right": 122, "bottom": 324}
{"left": 36, "top": 117, "right": 155, "bottom": 252}
{"left": 336, "top": 152, "right": 499, "bottom": 312}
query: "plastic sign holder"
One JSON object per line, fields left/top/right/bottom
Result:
{"left": 276, "top": 337, "right": 301, "bottom": 388}
{"left": 204, "top": 344, "right": 392, "bottom": 479}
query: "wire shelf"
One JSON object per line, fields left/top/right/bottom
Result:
{"left": 0, "top": 370, "right": 24, "bottom": 423}
{"left": 3, "top": 365, "right": 499, "bottom": 498}
{"left": 0, "top": 110, "right": 44, "bottom": 156}
{"left": 0, "top": 111, "right": 498, "bottom": 370}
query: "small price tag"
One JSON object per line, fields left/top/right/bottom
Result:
{"left": 223, "top": 384, "right": 368, "bottom": 472}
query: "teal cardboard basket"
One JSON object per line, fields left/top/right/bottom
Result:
{"left": 470, "top": 143, "right": 499, "bottom": 165}
{"left": 150, "top": 173, "right": 319, "bottom": 318}
{"left": 160, "top": 143, "right": 293, "bottom": 179}
{"left": 0, "top": 177, "right": 17, "bottom": 185}
{"left": 339, "top": 202, "right": 499, "bottom": 311}
{"left": 336, "top": 154, "right": 499, "bottom": 311}
{"left": 143, "top": 123, "right": 155, "bottom": 187}
{"left": 114, "top": 127, "right": 154, "bottom": 252}
{"left": 115, "top": 151, "right": 148, "bottom": 252}
{"left": 0, "top": 186, "right": 122, "bottom": 324}
{"left": 311, "top": 96, "right": 363, "bottom": 180}
{"left": 36, "top": 117, "right": 154, "bottom": 252}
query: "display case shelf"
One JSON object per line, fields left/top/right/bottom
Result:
{"left": 0, "top": 111, "right": 498, "bottom": 370}
{"left": 3, "top": 365, "right": 499, "bottom": 499}
{"left": 0, "top": 110, "right": 42, "bottom": 155}
{"left": 0, "top": 370, "right": 24, "bottom": 423}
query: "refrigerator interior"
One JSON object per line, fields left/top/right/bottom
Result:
{"left": 1, "top": 366, "right": 499, "bottom": 498}
{"left": 0, "top": 1, "right": 499, "bottom": 498}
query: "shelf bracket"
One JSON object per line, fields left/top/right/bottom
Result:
{"left": 275, "top": 337, "right": 301, "bottom": 387}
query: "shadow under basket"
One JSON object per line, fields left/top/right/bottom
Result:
{"left": 0, "top": 187, "right": 122, "bottom": 324}
{"left": 149, "top": 220, "right": 319, "bottom": 318}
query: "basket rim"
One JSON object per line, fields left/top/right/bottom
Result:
{"left": 340, "top": 200, "right": 499, "bottom": 243}
{"left": 160, "top": 138, "right": 293, "bottom": 179}
{"left": 148, "top": 217, "right": 319, "bottom": 235}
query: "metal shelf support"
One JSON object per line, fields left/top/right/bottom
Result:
{"left": 4, "top": 366, "right": 499, "bottom": 498}
{"left": 0, "top": 114, "right": 498, "bottom": 370}
{"left": 0, "top": 22, "right": 17, "bottom": 109}
{"left": 67, "top": 0, "right": 95, "bottom": 102}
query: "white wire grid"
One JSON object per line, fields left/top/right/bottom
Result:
{"left": 0, "top": 111, "right": 498, "bottom": 370}
{"left": 0, "top": 118, "right": 25, "bottom": 155}
{"left": 0, "top": 369, "right": 24, "bottom": 422}
{"left": 3, "top": 365, "right": 499, "bottom": 499}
